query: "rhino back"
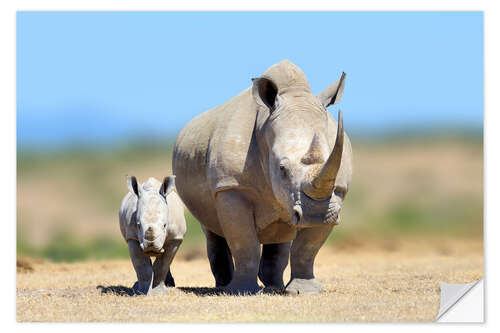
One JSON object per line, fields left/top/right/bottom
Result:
{"left": 172, "top": 103, "right": 220, "bottom": 233}
{"left": 173, "top": 87, "right": 263, "bottom": 235}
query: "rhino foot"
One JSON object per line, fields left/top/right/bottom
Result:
{"left": 132, "top": 281, "right": 171, "bottom": 296}
{"left": 223, "top": 280, "right": 261, "bottom": 295}
{"left": 132, "top": 281, "right": 149, "bottom": 295}
{"left": 150, "top": 284, "right": 172, "bottom": 296}
{"left": 285, "top": 278, "right": 323, "bottom": 295}
{"left": 261, "top": 285, "right": 285, "bottom": 295}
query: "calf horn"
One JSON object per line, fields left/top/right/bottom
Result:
{"left": 303, "top": 110, "right": 344, "bottom": 200}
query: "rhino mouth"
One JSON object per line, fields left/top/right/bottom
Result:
{"left": 143, "top": 248, "right": 165, "bottom": 257}
{"left": 141, "top": 245, "right": 165, "bottom": 257}
{"left": 290, "top": 191, "right": 339, "bottom": 228}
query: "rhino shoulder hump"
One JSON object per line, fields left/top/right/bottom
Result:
{"left": 206, "top": 88, "right": 260, "bottom": 193}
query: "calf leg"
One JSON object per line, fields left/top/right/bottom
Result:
{"left": 128, "top": 240, "right": 153, "bottom": 295}
{"left": 204, "top": 227, "right": 234, "bottom": 287}
{"left": 285, "top": 225, "right": 334, "bottom": 295}
{"left": 258, "top": 242, "right": 291, "bottom": 289}
{"left": 151, "top": 239, "right": 183, "bottom": 294}
{"left": 215, "top": 190, "right": 261, "bottom": 294}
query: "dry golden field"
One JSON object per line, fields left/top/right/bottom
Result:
{"left": 16, "top": 137, "right": 483, "bottom": 322}
{"left": 17, "top": 237, "right": 483, "bottom": 322}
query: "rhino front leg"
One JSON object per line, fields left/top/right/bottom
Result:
{"left": 258, "top": 242, "right": 291, "bottom": 290}
{"left": 215, "top": 190, "right": 261, "bottom": 295}
{"left": 204, "top": 227, "right": 234, "bottom": 287}
{"left": 285, "top": 224, "right": 334, "bottom": 295}
{"left": 151, "top": 239, "right": 182, "bottom": 295}
{"left": 128, "top": 240, "right": 153, "bottom": 295}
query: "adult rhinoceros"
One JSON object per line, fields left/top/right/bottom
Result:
{"left": 173, "top": 60, "right": 352, "bottom": 295}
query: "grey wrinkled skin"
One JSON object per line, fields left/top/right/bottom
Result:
{"left": 173, "top": 60, "right": 352, "bottom": 295}
{"left": 119, "top": 176, "right": 186, "bottom": 295}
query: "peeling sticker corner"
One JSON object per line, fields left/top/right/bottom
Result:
{"left": 436, "top": 278, "right": 484, "bottom": 322}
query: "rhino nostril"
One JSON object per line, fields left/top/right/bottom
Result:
{"left": 145, "top": 227, "right": 155, "bottom": 241}
{"left": 293, "top": 206, "right": 302, "bottom": 224}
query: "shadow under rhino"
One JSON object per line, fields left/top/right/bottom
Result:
{"left": 97, "top": 285, "right": 136, "bottom": 296}
{"left": 97, "top": 285, "right": 285, "bottom": 297}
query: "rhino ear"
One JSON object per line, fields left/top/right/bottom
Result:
{"left": 160, "top": 175, "right": 176, "bottom": 197}
{"left": 317, "top": 72, "right": 346, "bottom": 108}
{"left": 252, "top": 77, "right": 278, "bottom": 111}
{"left": 126, "top": 175, "right": 140, "bottom": 197}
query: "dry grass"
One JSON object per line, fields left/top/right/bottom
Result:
{"left": 17, "top": 237, "right": 483, "bottom": 322}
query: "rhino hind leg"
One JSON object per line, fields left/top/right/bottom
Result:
{"left": 204, "top": 227, "right": 234, "bottom": 287}
{"left": 258, "top": 242, "right": 291, "bottom": 290}
{"left": 285, "top": 225, "right": 334, "bottom": 295}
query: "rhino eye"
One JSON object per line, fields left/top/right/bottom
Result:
{"left": 279, "top": 165, "right": 288, "bottom": 178}
{"left": 334, "top": 187, "right": 346, "bottom": 199}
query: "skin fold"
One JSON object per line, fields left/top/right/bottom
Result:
{"left": 173, "top": 60, "right": 353, "bottom": 295}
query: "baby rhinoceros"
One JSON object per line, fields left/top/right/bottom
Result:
{"left": 119, "top": 175, "right": 186, "bottom": 295}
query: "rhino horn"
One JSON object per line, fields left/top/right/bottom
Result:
{"left": 301, "top": 133, "right": 325, "bottom": 165}
{"left": 304, "top": 110, "right": 344, "bottom": 200}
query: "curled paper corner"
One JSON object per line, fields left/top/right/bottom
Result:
{"left": 436, "top": 278, "right": 484, "bottom": 322}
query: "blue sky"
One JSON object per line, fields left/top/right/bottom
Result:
{"left": 17, "top": 12, "right": 483, "bottom": 147}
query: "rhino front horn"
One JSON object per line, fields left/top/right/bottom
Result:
{"left": 303, "top": 110, "right": 344, "bottom": 200}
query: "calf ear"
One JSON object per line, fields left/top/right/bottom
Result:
{"left": 160, "top": 175, "right": 176, "bottom": 197}
{"left": 252, "top": 77, "right": 278, "bottom": 111}
{"left": 317, "top": 72, "right": 346, "bottom": 108}
{"left": 126, "top": 175, "right": 140, "bottom": 197}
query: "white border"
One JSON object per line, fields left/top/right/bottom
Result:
{"left": 4, "top": 0, "right": 497, "bottom": 331}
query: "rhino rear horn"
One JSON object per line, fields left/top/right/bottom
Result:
{"left": 301, "top": 133, "right": 325, "bottom": 165}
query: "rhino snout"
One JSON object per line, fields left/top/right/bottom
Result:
{"left": 291, "top": 192, "right": 341, "bottom": 227}
{"left": 140, "top": 241, "right": 165, "bottom": 256}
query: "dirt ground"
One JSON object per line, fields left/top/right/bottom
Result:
{"left": 16, "top": 237, "right": 483, "bottom": 323}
